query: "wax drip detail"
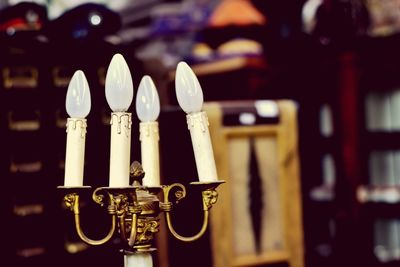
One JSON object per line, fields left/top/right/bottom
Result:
{"left": 110, "top": 113, "right": 132, "bottom": 136}
{"left": 186, "top": 112, "right": 209, "bottom": 133}
{"left": 66, "top": 119, "right": 87, "bottom": 138}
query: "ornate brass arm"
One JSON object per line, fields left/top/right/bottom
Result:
{"left": 59, "top": 174, "right": 224, "bottom": 252}
{"left": 160, "top": 182, "right": 223, "bottom": 242}
{"left": 164, "top": 208, "right": 209, "bottom": 242}
{"left": 64, "top": 193, "right": 117, "bottom": 245}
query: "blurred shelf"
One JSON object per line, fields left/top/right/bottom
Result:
{"left": 358, "top": 185, "right": 400, "bottom": 204}
{"left": 2, "top": 66, "right": 38, "bottom": 89}
{"left": 10, "top": 161, "right": 43, "bottom": 173}
{"left": 309, "top": 185, "right": 335, "bottom": 202}
{"left": 13, "top": 203, "right": 44, "bottom": 216}
{"left": 64, "top": 241, "right": 90, "bottom": 254}
{"left": 192, "top": 56, "right": 267, "bottom": 76}
{"left": 169, "top": 55, "right": 267, "bottom": 79}
{"left": 16, "top": 247, "right": 46, "bottom": 258}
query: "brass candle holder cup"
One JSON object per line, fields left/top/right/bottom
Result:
{"left": 58, "top": 161, "right": 224, "bottom": 253}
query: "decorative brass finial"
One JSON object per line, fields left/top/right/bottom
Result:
{"left": 130, "top": 161, "right": 145, "bottom": 186}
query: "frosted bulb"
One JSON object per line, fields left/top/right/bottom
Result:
{"left": 175, "top": 62, "right": 203, "bottom": 114}
{"left": 65, "top": 70, "right": 91, "bottom": 118}
{"left": 136, "top": 75, "right": 160, "bottom": 122}
{"left": 105, "top": 53, "right": 134, "bottom": 112}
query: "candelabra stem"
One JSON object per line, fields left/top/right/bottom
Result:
{"left": 128, "top": 213, "right": 138, "bottom": 247}
{"left": 165, "top": 209, "right": 209, "bottom": 242}
{"left": 119, "top": 215, "right": 127, "bottom": 241}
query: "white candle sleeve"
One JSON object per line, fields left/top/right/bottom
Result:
{"left": 187, "top": 111, "right": 218, "bottom": 182}
{"left": 124, "top": 253, "right": 153, "bottom": 267}
{"left": 64, "top": 118, "right": 87, "bottom": 186}
{"left": 109, "top": 112, "right": 132, "bottom": 187}
{"left": 140, "top": 121, "right": 160, "bottom": 186}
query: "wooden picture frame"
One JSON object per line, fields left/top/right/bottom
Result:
{"left": 204, "top": 100, "right": 304, "bottom": 267}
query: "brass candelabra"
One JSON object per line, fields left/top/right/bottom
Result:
{"left": 58, "top": 161, "right": 224, "bottom": 253}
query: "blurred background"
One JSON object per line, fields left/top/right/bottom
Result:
{"left": 1, "top": 0, "right": 400, "bottom": 267}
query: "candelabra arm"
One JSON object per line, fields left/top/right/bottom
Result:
{"left": 74, "top": 213, "right": 117, "bottom": 246}
{"left": 161, "top": 183, "right": 218, "bottom": 242}
{"left": 165, "top": 209, "right": 209, "bottom": 242}
{"left": 64, "top": 193, "right": 117, "bottom": 246}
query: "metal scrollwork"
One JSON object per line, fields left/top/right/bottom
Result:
{"left": 64, "top": 194, "right": 77, "bottom": 211}
{"left": 110, "top": 193, "right": 129, "bottom": 216}
{"left": 202, "top": 189, "right": 218, "bottom": 210}
{"left": 136, "top": 219, "right": 160, "bottom": 244}
{"left": 163, "top": 183, "right": 187, "bottom": 204}
{"left": 92, "top": 188, "right": 107, "bottom": 206}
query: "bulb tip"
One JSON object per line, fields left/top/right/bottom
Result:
{"left": 70, "top": 70, "right": 85, "bottom": 82}
{"left": 112, "top": 53, "right": 124, "bottom": 60}
{"left": 141, "top": 75, "right": 152, "bottom": 83}
{"left": 176, "top": 61, "right": 190, "bottom": 72}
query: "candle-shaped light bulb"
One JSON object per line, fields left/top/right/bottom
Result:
{"left": 66, "top": 70, "right": 91, "bottom": 118}
{"left": 136, "top": 75, "right": 160, "bottom": 122}
{"left": 106, "top": 53, "right": 133, "bottom": 187}
{"left": 105, "top": 53, "right": 133, "bottom": 112}
{"left": 175, "top": 61, "right": 204, "bottom": 114}
{"left": 64, "top": 70, "right": 91, "bottom": 187}
{"left": 136, "top": 75, "right": 161, "bottom": 186}
{"left": 174, "top": 62, "right": 218, "bottom": 183}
